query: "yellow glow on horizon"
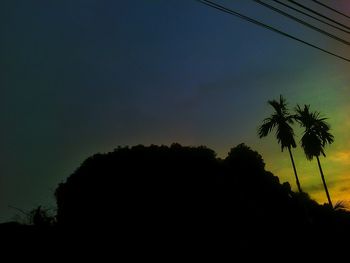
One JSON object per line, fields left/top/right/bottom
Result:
{"left": 254, "top": 72, "right": 350, "bottom": 207}
{"left": 329, "top": 151, "right": 350, "bottom": 163}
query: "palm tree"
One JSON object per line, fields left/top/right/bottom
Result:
{"left": 258, "top": 95, "right": 302, "bottom": 192}
{"left": 295, "top": 104, "right": 334, "bottom": 208}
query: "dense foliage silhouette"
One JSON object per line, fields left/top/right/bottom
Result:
{"left": 2, "top": 143, "right": 350, "bottom": 255}
{"left": 54, "top": 144, "right": 349, "bottom": 248}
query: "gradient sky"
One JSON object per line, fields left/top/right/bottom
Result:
{"left": 2, "top": 0, "right": 350, "bottom": 222}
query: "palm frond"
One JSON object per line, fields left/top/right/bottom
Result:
{"left": 295, "top": 104, "right": 334, "bottom": 160}
{"left": 334, "top": 200, "right": 349, "bottom": 211}
{"left": 268, "top": 99, "right": 282, "bottom": 115}
{"left": 276, "top": 121, "right": 297, "bottom": 150}
{"left": 258, "top": 117, "right": 276, "bottom": 138}
{"left": 259, "top": 95, "right": 296, "bottom": 151}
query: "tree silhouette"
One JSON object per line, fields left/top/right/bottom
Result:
{"left": 258, "top": 95, "right": 302, "bottom": 192}
{"left": 295, "top": 104, "right": 334, "bottom": 208}
{"left": 3, "top": 143, "right": 350, "bottom": 254}
{"left": 55, "top": 143, "right": 307, "bottom": 244}
{"left": 54, "top": 144, "right": 220, "bottom": 231}
{"left": 29, "top": 206, "right": 56, "bottom": 227}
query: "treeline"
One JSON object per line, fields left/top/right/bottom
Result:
{"left": 54, "top": 144, "right": 350, "bottom": 250}
{"left": 2, "top": 143, "right": 350, "bottom": 254}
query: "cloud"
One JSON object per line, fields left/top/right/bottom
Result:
{"left": 303, "top": 183, "right": 326, "bottom": 193}
{"left": 329, "top": 150, "right": 350, "bottom": 163}
{"left": 339, "top": 186, "right": 350, "bottom": 193}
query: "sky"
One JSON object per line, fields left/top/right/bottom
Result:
{"left": 1, "top": 0, "right": 350, "bottom": 222}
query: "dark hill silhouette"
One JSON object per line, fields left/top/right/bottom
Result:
{"left": 2, "top": 143, "right": 350, "bottom": 257}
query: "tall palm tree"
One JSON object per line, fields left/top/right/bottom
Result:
{"left": 258, "top": 95, "right": 302, "bottom": 192}
{"left": 295, "top": 104, "right": 334, "bottom": 208}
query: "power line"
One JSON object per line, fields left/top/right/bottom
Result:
{"left": 288, "top": 0, "right": 350, "bottom": 30}
{"left": 196, "top": 0, "right": 350, "bottom": 63}
{"left": 253, "top": 0, "right": 350, "bottom": 45}
{"left": 272, "top": 0, "right": 350, "bottom": 34}
{"left": 312, "top": 0, "right": 350, "bottom": 20}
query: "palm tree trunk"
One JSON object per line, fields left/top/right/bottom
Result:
{"left": 316, "top": 156, "right": 333, "bottom": 208}
{"left": 287, "top": 146, "right": 302, "bottom": 192}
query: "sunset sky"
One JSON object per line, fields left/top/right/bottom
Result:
{"left": 2, "top": 0, "right": 350, "bottom": 221}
